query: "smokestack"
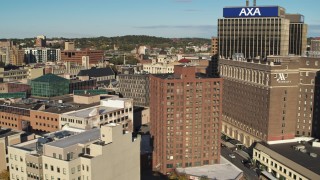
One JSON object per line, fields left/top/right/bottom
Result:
{"left": 253, "top": 0, "right": 256, "bottom": 6}
{"left": 246, "top": 0, "right": 249, "bottom": 6}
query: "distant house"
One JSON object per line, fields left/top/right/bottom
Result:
{"left": 77, "top": 67, "right": 115, "bottom": 82}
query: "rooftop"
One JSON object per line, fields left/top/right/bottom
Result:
{"left": 176, "top": 163, "right": 243, "bottom": 180}
{"left": 256, "top": 141, "right": 320, "bottom": 176}
{"left": 77, "top": 67, "right": 115, "bottom": 78}
{"left": 0, "top": 128, "right": 20, "bottom": 139}
{"left": 64, "top": 105, "right": 121, "bottom": 118}
{"left": 152, "top": 72, "right": 210, "bottom": 80}
{"left": 32, "top": 73, "right": 69, "bottom": 83}
{"left": 46, "top": 128, "right": 100, "bottom": 148}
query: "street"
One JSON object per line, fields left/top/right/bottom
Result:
{"left": 221, "top": 146, "right": 259, "bottom": 180}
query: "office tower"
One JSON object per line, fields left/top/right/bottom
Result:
{"left": 218, "top": 6, "right": 307, "bottom": 59}
{"left": 8, "top": 124, "right": 141, "bottom": 180}
{"left": 286, "top": 14, "right": 308, "bottom": 55}
{"left": 311, "top": 39, "right": 320, "bottom": 51}
{"left": 65, "top": 41, "right": 75, "bottom": 50}
{"left": 211, "top": 37, "right": 218, "bottom": 56}
{"left": 35, "top": 35, "right": 46, "bottom": 47}
{"left": 25, "top": 48, "right": 61, "bottom": 64}
{"left": 219, "top": 56, "right": 320, "bottom": 146}
{"left": 118, "top": 73, "right": 150, "bottom": 107}
{"left": 150, "top": 65, "right": 223, "bottom": 174}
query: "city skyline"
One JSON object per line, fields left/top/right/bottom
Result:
{"left": 1, "top": 0, "right": 320, "bottom": 39}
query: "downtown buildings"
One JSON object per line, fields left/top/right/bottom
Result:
{"left": 8, "top": 124, "right": 140, "bottom": 180}
{"left": 150, "top": 65, "right": 223, "bottom": 174}
{"left": 218, "top": 6, "right": 307, "bottom": 59}
{"left": 217, "top": 4, "right": 320, "bottom": 146}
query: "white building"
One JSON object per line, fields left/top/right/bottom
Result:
{"left": 25, "top": 48, "right": 61, "bottom": 63}
{"left": 60, "top": 97, "right": 134, "bottom": 131}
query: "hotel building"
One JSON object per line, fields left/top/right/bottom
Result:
{"left": 150, "top": 65, "right": 223, "bottom": 174}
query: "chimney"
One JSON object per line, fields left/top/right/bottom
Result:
{"left": 253, "top": 0, "right": 256, "bottom": 6}
{"left": 246, "top": 0, "right": 249, "bottom": 6}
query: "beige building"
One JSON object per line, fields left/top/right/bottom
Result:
{"left": 142, "top": 62, "right": 178, "bottom": 74}
{"left": 64, "top": 42, "right": 75, "bottom": 51}
{"left": 0, "top": 128, "right": 34, "bottom": 173}
{"left": 0, "top": 67, "right": 44, "bottom": 82}
{"left": 8, "top": 124, "right": 140, "bottom": 180}
{"left": 73, "top": 94, "right": 100, "bottom": 104}
{"left": 253, "top": 138, "right": 320, "bottom": 180}
{"left": 60, "top": 97, "right": 134, "bottom": 130}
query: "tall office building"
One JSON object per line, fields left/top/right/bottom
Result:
{"left": 220, "top": 56, "right": 319, "bottom": 146}
{"left": 286, "top": 14, "right": 308, "bottom": 55}
{"left": 150, "top": 65, "right": 223, "bottom": 174}
{"left": 218, "top": 6, "right": 307, "bottom": 59}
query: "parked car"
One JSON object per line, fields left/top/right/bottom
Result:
{"left": 241, "top": 159, "right": 253, "bottom": 168}
{"left": 229, "top": 153, "right": 236, "bottom": 158}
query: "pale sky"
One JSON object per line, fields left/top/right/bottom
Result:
{"left": 1, "top": 0, "right": 319, "bottom": 38}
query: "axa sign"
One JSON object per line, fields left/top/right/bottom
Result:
{"left": 239, "top": 8, "right": 261, "bottom": 17}
{"left": 223, "top": 6, "right": 279, "bottom": 18}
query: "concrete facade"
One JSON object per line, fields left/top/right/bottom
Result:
{"left": 60, "top": 98, "right": 134, "bottom": 131}
{"left": 8, "top": 124, "right": 140, "bottom": 180}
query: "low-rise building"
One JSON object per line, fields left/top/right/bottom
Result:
{"left": 0, "top": 128, "right": 35, "bottom": 172}
{"left": 60, "top": 97, "right": 133, "bottom": 131}
{"left": 31, "top": 74, "right": 70, "bottom": 97}
{"left": 8, "top": 124, "right": 140, "bottom": 180}
{"left": 253, "top": 139, "right": 320, "bottom": 180}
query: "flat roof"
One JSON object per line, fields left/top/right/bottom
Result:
{"left": 176, "top": 163, "right": 243, "bottom": 180}
{"left": 46, "top": 128, "right": 100, "bottom": 148}
{"left": 256, "top": 141, "right": 320, "bottom": 177}
{"left": 65, "top": 106, "right": 121, "bottom": 118}
{"left": 0, "top": 128, "right": 20, "bottom": 139}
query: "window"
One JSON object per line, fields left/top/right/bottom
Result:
{"left": 63, "top": 168, "right": 66, "bottom": 175}
{"left": 166, "top": 164, "right": 173, "bottom": 168}
{"left": 71, "top": 167, "right": 75, "bottom": 174}
{"left": 57, "top": 167, "right": 60, "bottom": 173}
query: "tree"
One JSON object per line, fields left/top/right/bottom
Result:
{"left": 0, "top": 170, "right": 10, "bottom": 180}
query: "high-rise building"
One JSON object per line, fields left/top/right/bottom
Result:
{"left": 311, "top": 39, "right": 320, "bottom": 52}
{"left": 219, "top": 56, "right": 320, "bottom": 146}
{"left": 286, "top": 14, "right": 308, "bottom": 55}
{"left": 35, "top": 35, "right": 46, "bottom": 47}
{"left": 24, "top": 48, "right": 61, "bottom": 64}
{"left": 211, "top": 37, "right": 218, "bottom": 56}
{"left": 150, "top": 65, "right": 223, "bottom": 174}
{"left": 118, "top": 73, "right": 150, "bottom": 107}
{"left": 218, "top": 6, "right": 307, "bottom": 59}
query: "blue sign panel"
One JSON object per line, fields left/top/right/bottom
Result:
{"left": 223, "top": 7, "right": 279, "bottom": 18}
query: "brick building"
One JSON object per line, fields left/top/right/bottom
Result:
{"left": 61, "top": 49, "right": 104, "bottom": 65}
{"left": 150, "top": 65, "right": 223, "bottom": 174}
{"left": 219, "top": 56, "right": 320, "bottom": 146}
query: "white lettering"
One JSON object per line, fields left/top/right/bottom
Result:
{"left": 247, "top": 8, "right": 254, "bottom": 16}
{"left": 239, "top": 8, "right": 262, "bottom": 17}
{"left": 239, "top": 8, "right": 247, "bottom": 16}
{"left": 253, "top": 8, "right": 261, "bottom": 16}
